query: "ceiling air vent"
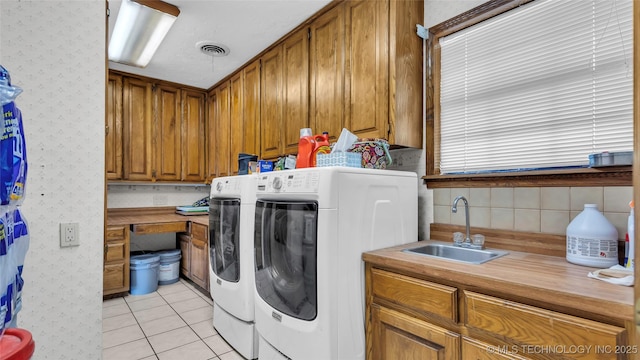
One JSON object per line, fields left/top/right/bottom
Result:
{"left": 196, "top": 42, "right": 229, "bottom": 57}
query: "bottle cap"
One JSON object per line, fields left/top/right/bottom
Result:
{"left": 300, "top": 128, "right": 312, "bottom": 138}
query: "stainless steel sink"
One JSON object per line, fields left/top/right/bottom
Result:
{"left": 402, "top": 242, "right": 509, "bottom": 264}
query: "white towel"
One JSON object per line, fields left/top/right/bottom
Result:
{"left": 587, "top": 265, "right": 634, "bottom": 286}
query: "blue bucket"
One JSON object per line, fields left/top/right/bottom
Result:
{"left": 156, "top": 249, "right": 182, "bottom": 285}
{"left": 130, "top": 254, "right": 160, "bottom": 295}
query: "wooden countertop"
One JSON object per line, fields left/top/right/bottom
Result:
{"left": 107, "top": 207, "right": 209, "bottom": 230}
{"left": 363, "top": 241, "right": 634, "bottom": 322}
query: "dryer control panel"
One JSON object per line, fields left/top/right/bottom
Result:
{"left": 210, "top": 177, "right": 241, "bottom": 196}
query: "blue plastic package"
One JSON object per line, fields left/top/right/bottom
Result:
{"left": 0, "top": 65, "right": 26, "bottom": 206}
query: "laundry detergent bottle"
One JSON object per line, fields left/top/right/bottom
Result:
{"left": 296, "top": 128, "right": 314, "bottom": 168}
{"left": 311, "top": 132, "right": 330, "bottom": 167}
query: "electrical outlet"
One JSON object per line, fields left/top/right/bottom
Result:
{"left": 60, "top": 223, "right": 79, "bottom": 247}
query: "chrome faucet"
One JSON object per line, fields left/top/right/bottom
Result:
{"left": 452, "top": 195, "right": 471, "bottom": 245}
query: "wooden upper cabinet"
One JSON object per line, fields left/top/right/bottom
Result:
{"left": 181, "top": 89, "right": 206, "bottom": 181}
{"left": 106, "top": 73, "right": 123, "bottom": 180}
{"left": 230, "top": 72, "right": 244, "bottom": 175}
{"left": 216, "top": 81, "right": 231, "bottom": 177}
{"left": 345, "top": 0, "right": 389, "bottom": 141}
{"left": 310, "top": 3, "right": 345, "bottom": 144}
{"left": 206, "top": 89, "right": 217, "bottom": 183}
{"left": 243, "top": 60, "right": 261, "bottom": 157}
{"left": 282, "top": 28, "right": 310, "bottom": 155}
{"left": 260, "top": 45, "right": 284, "bottom": 159}
{"left": 388, "top": 0, "right": 423, "bottom": 148}
{"left": 154, "top": 84, "right": 182, "bottom": 181}
{"left": 123, "top": 77, "right": 153, "bottom": 180}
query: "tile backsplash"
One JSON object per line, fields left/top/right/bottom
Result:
{"left": 433, "top": 186, "right": 633, "bottom": 240}
{"left": 107, "top": 184, "right": 210, "bottom": 208}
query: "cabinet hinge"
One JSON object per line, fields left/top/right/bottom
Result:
{"left": 308, "top": 28, "right": 311, "bottom": 40}
{"left": 105, "top": 125, "right": 109, "bottom": 136}
{"left": 416, "top": 24, "right": 428, "bottom": 40}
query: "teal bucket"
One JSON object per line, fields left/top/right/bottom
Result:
{"left": 130, "top": 254, "right": 160, "bottom": 295}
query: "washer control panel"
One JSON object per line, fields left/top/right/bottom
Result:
{"left": 256, "top": 171, "right": 320, "bottom": 193}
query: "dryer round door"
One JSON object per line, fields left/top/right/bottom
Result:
{"left": 209, "top": 198, "right": 241, "bottom": 282}
{"left": 254, "top": 200, "right": 318, "bottom": 321}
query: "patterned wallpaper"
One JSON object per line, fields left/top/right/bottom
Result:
{"left": 1, "top": 1, "right": 105, "bottom": 359}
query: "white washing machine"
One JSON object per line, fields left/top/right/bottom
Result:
{"left": 209, "top": 174, "right": 258, "bottom": 359}
{"left": 253, "top": 167, "right": 418, "bottom": 360}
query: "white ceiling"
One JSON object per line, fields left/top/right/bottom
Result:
{"left": 107, "top": 0, "right": 332, "bottom": 90}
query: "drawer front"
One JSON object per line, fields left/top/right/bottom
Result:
{"left": 371, "top": 268, "right": 457, "bottom": 322}
{"left": 464, "top": 291, "right": 626, "bottom": 360}
{"left": 105, "top": 240, "right": 126, "bottom": 262}
{"left": 192, "top": 223, "right": 208, "bottom": 241}
{"left": 106, "top": 226, "right": 126, "bottom": 240}
{"left": 103, "top": 262, "right": 127, "bottom": 293}
{"left": 462, "top": 337, "right": 530, "bottom": 360}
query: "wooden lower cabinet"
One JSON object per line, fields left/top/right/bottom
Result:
{"left": 365, "top": 265, "right": 628, "bottom": 360}
{"left": 177, "top": 222, "right": 209, "bottom": 291}
{"left": 104, "top": 226, "right": 130, "bottom": 296}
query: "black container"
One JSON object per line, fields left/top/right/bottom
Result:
{"left": 238, "top": 153, "right": 258, "bottom": 175}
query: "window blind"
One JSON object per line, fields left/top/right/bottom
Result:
{"left": 437, "top": 0, "right": 633, "bottom": 174}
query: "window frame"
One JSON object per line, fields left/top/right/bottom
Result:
{"left": 424, "top": 0, "right": 632, "bottom": 187}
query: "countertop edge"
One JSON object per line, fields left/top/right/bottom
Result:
{"left": 363, "top": 241, "right": 634, "bottom": 322}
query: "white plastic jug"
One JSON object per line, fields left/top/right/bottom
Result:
{"left": 566, "top": 204, "right": 618, "bottom": 268}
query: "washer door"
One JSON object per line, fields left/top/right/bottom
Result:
{"left": 209, "top": 198, "right": 241, "bottom": 282}
{"left": 254, "top": 200, "right": 318, "bottom": 321}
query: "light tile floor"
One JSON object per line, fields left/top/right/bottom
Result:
{"left": 102, "top": 278, "right": 244, "bottom": 360}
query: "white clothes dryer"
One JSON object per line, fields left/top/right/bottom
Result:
{"left": 253, "top": 167, "right": 418, "bottom": 360}
{"left": 209, "top": 174, "right": 258, "bottom": 359}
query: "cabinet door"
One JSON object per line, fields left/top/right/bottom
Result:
{"left": 206, "top": 89, "right": 217, "bottom": 183}
{"left": 181, "top": 89, "right": 206, "bottom": 181}
{"left": 388, "top": 0, "right": 422, "bottom": 148}
{"left": 243, "top": 60, "right": 261, "bottom": 157}
{"left": 260, "top": 45, "right": 284, "bottom": 159}
{"left": 216, "top": 82, "right": 231, "bottom": 177}
{"left": 310, "top": 3, "right": 345, "bottom": 144}
{"left": 190, "top": 223, "right": 209, "bottom": 290}
{"left": 155, "top": 84, "right": 182, "bottom": 181}
{"left": 282, "top": 28, "right": 309, "bottom": 155}
{"left": 370, "top": 305, "right": 460, "bottom": 360}
{"left": 106, "top": 74, "right": 123, "bottom": 180}
{"left": 345, "top": 0, "right": 389, "bottom": 140}
{"left": 123, "top": 77, "right": 153, "bottom": 180}
{"left": 230, "top": 72, "right": 244, "bottom": 174}
{"left": 178, "top": 233, "right": 191, "bottom": 277}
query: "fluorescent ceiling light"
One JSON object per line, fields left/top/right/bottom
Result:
{"left": 108, "top": 0, "right": 180, "bottom": 68}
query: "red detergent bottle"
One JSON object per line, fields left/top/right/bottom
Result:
{"left": 296, "top": 128, "right": 315, "bottom": 168}
{"left": 311, "top": 132, "right": 330, "bottom": 167}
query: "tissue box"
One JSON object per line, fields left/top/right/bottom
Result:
{"left": 317, "top": 152, "right": 362, "bottom": 168}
